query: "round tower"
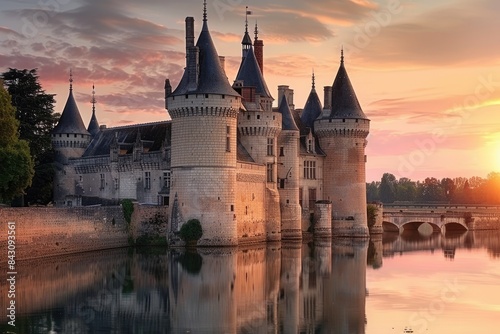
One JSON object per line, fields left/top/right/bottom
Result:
{"left": 277, "top": 94, "right": 302, "bottom": 240}
{"left": 232, "top": 17, "right": 281, "bottom": 241}
{"left": 52, "top": 71, "right": 91, "bottom": 206}
{"left": 167, "top": 4, "right": 241, "bottom": 246}
{"left": 314, "top": 51, "right": 370, "bottom": 237}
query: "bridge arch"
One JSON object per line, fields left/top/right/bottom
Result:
{"left": 443, "top": 222, "right": 468, "bottom": 232}
{"left": 401, "top": 221, "right": 441, "bottom": 233}
{"left": 382, "top": 221, "right": 399, "bottom": 233}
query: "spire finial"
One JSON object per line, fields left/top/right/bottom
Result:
{"left": 254, "top": 21, "right": 258, "bottom": 41}
{"left": 91, "top": 83, "right": 96, "bottom": 115}
{"left": 312, "top": 70, "right": 315, "bottom": 89}
{"left": 203, "top": 0, "right": 207, "bottom": 22}
{"left": 341, "top": 46, "right": 344, "bottom": 65}
{"left": 245, "top": 6, "right": 249, "bottom": 33}
{"left": 69, "top": 68, "right": 73, "bottom": 91}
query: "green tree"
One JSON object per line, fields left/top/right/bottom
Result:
{"left": 380, "top": 173, "right": 396, "bottom": 203}
{"left": 2, "top": 69, "right": 58, "bottom": 204}
{"left": 440, "top": 178, "right": 456, "bottom": 202}
{"left": 366, "top": 181, "right": 380, "bottom": 202}
{"left": 180, "top": 219, "right": 203, "bottom": 243}
{"left": 396, "top": 177, "right": 417, "bottom": 202}
{"left": 0, "top": 83, "right": 34, "bottom": 203}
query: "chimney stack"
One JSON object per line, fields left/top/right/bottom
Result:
{"left": 164, "top": 79, "right": 172, "bottom": 109}
{"left": 219, "top": 56, "right": 226, "bottom": 75}
{"left": 185, "top": 17, "right": 198, "bottom": 91}
{"left": 278, "top": 85, "right": 294, "bottom": 110}
{"left": 254, "top": 39, "right": 264, "bottom": 74}
{"left": 323, "top": 86, "right": 332, "bottom": 110}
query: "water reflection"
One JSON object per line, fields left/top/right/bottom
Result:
{"left": 1, "top": 230, "right": 499, "bottom": 333}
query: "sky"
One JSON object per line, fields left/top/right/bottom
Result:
{"left": 0, "top": 0, "right": 499, "bottom": 182}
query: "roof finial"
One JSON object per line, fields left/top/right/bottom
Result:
{"left": 245, "top": 6, "right": 249, "bottom": 33}
{"left": 69, "top": 68, "right": 73, "bottom": 91}
{"left": 91, "top": 83, "right": 96, "bottom": 115}
{"left": 341, "top": 46, "right": 344, "bottom": 65}
{"left": 254, "top": 21, "right": 258, "bottom": 41}
{"left": 203, "top": 0, "right": 207, "bottom": 22}
{"left": 312, "top": 70, "right": 315, "bottom": 89}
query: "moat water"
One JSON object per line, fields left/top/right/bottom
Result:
{"left": 1, "top": 230, "right": 499, "bottom": 334}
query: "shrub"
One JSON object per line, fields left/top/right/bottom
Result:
{"left": 121, "top": 199, "right": 134, "bottom": 225}
{"left": 367, "top": 204, "right": 378, "bottom": 228}
{"left": 180, "top": 219, "right": 203, "bottom": 242}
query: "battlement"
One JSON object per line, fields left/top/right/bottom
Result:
{"left": 168, "top": 93, "right": 241, "bottom": 118}
{"left": 315, "top": 117, "right": 369, "bottom": 138}
{"left": 237, "top": 110, "right": 282, "bottom": 137}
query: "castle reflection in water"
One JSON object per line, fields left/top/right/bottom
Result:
{"left": 2, "top": 230, "right": 500, "bottom": 333}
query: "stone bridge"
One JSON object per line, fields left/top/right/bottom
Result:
{"left": 382, "top": 211, "right": 470, "bottom": 234}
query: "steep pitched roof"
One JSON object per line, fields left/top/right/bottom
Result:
{"left": 234, "top": 45, "right": 272, "bottom": 99}
{"left": 301, "top": 84, "right": 323, "bottom": 130}
{"left": 277, "top": 95, "right": 298, "bottom": 131}
{"left": 82, "top": 121, "right": 171, "bottom": 157}
{"left": 87, "top": 111, "right": 100, "bottom": 137}
{"left": 171, "top": 16, "right": 238, "bottom": 97}
{"left": 328, "top": 56, "right": 368, "bottom": 120}
{"left": 53, "top": 86, "right": 90, "bottom": 135}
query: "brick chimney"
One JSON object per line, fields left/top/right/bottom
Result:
{"left": 323, "top": 86, "right": 332, "bottom": 110}
{"left": 185, "top": 17, "right": 198, "bottom": 91}
{"left": 254, "top": 39, "right": 264, "bottom": 74}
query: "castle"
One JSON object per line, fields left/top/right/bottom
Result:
{"left": 52, "top": 3, "right": 371, "bottom": 246}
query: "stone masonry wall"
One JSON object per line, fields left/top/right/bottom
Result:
{"left": 236, "top": 163, "right": 267, "bottom": 243}
{"left": 0, "top": 207, "right": 129, "bottom": 262}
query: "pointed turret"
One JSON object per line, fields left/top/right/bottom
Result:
{"left": 277, "top": 94, "right": 298, "bottom": 131}
{"left": 277, "top": 94, "right": 301, "bottom": 240}
{"left": 328, "top": 49, "right": 368, "bottom": 120}
{"left": 87, "top": 84, "right": 100, "bottom": 137}
{"left": 301, "top": 72, "right": 323, "bottom": 130}
{"left": 234, "top": 45, "right": 272, "bottom": 99}
{"left": 167, "top": 1, "right": 242, "bottom": 246}
{"left": 314, "top": 50, "right": 370, "bottom": 237}
{"left": 53, "top": 70, "right": 90, "bottom": 136}
{"left": 52, "top": 70, "right": 91, "bottom": 206}
{"left": 170, "top": 1, "right": 238, "bottom": 97}
{"left": 241, "top": 6, "right": 252, "bottom": 59}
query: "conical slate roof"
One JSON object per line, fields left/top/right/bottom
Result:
{"left": 301, "top": 80, "right": 323, "bottom": 129}
{"left": 234, "top": 45, "right": 272, "bottom": 99}
{"left": 242, "top": 30, "right": 252, "bottom": 46}
{"left": 87, "top": 111, "right": 99, "bottom": 137}
{"left": 329, "top": 56, "right": 368, "bottom": 120}
{"left": 277, "top": 95, "right": 298, "bottom": 131}
{"left": 171, "top": 14, "right": 238, "bottom": 97}
{"left": 53, "top": 86, "right": 90, "bottom": 135}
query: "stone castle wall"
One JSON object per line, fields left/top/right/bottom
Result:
{"left": 236, "top": 163, "right": 268, "bottom": 242}
{"left": 0, "top": 206, "right": 128, "bottom": 261}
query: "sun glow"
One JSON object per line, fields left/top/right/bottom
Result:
{"left": 487, "top": 135, "right": 500, "bottom": 172}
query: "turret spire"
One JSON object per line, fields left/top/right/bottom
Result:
{"left": 241, "top": 6, "right": 253, "bottom": 57}
{"left": 312, "top": 70, "right": 315, "bottom": 90}
{"left": 203, "top": 0, "right": 207, "bottom": 22}
{"left": 91, "top": 83, "right": 96, "bottom": 114}
{"left": 245, "top": 6, "right": 249, "bottom": 34}
{"left": 69, "top": 68, "right": 73, "bottom": 91}
{"left": 341, "top": 46, "right": 344, "bottom": 66}
{"left": 254, "top": 21, "right": 258, "bottom": 41}
{"left": 87, "top": 83, "right": 100, "bottom": 137}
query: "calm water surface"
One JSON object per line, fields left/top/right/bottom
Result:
{"left": 1, "top": 230, "right": 499, "bottom": 334}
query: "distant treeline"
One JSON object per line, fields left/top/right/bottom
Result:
{"left": 367, "top": 172, "right": 500, "bottom": 204}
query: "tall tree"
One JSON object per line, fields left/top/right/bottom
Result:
{"left": 2, "top": 68, "right": 58, "bottom": 204}
{"left": 0, "top": 82, "right": 34, "bottom": 202}
{"left": 380, "top": 173, "right": 396, "bottom": 203}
